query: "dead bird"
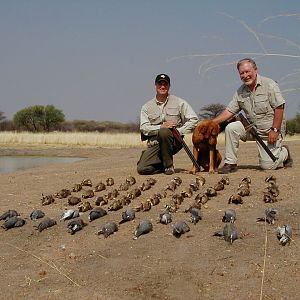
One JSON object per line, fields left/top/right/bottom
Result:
{"left": 68, "top": 196, "right": 81, "bottom": 206}
{"left": 140, "top": 181, "right": 152, "bottom": 191}
{"left": 172, "top": 193, "right": 184, "bottom": 205}
{"left": 127, "top": 188, "right": 141, "bottom": 200}
{"left": 55, "top": 189, "right": 71, "bottom": 199}
{"left": 72, "top": 183, "right": 82, "bottom": 192}
{"left": 172, "top": 221, "right": 190, "bottom": 238}
{"left": 1, "top": 216, "right": 26, "bottom": 230}
{"left": 95, "top": 196, "right": 108, "bottom": 206}
{"left": 195, "top": 193, "right": 209, "bottom": 205}
{"left": 165, "top": 181, "right": 177, "bottom": 192}
{"left": 219, "top": 176, "right": 230, "bottom": 185}
{"left": 0, "top": 209, "right": 19, "bottom": 220}
{"left": 165, "top": 201, "right": 179, "bottom": 213}
{"left": 222, "top": 209, "right": 236, "bottom": 223}
{"left": 265, "top": 175, "right": 276, "bottom": 183}
{"left": 111, "top": 189, "right": 119, "bottom": 198}
{"left": 228, "top": 194, "right": 243, "bottom": 205}
{"left": 181, "top": 187, "right": 194, "bottom": 198}
{"left": 146, "top": 177, "right": 157, "bottom": 186}
{"left": 196, "top": 176, "right": 206, "bottom": 186}
{"left": 173, "top": 176, "right": 182, "bottom": 186}
{"left": 241, "top": 177, "right": 251, "bottom": 184}
{"left": 190, "top": 208, "right": 202, "bottom": 224}
{"left": 88, "top": 207, "right": 107, "bottom": 221}
{"left": 30, "top": 210, "right": 45, "bottom": 220}
{"left": 214, "top": 181, "right": 224, "bottom": 191}
{"left": 78, "top": 201, "right": 92, "bottom": 212}
{"left": 257, "top": 208, "right": 278, "bottom": 224}
{"left": 82, "top": 189, "right": 94, "bottom": 199}
{"left": 104, "top": 192, "right": 114, "bottom": 201}
{"left": 206, "top": 187, "right": 217, "bottom": 197}
{"left": 94, "top": 182, "right": 106, "bottom": 192}
{"left": 118, "top": 182, "right": 130, "bottom": 191}
{"left": 159, "top": 209, "right": 172, "bottom": 224}
{"left": 214, "top": 223, "right": 238, "bottom": 244}
{"left": 41, "top": 194, "right": 55, "bottom": 206}
{"left": 119, "top": 195, "right": 131, "bottom": 206}
{"left": 81, "top": 178, "right": 92, "bottom": 187}
{"left": 263, "top": 191, "right": 278, "bottom": 203}
{"left": 134, "top": 199, "right": 152, "bottom": 212}
{"left": 237, "top": 185, "right": 250, "bottom": 197}
{"left": 133, "top": 220, "right": 153, "bottom": 239}
{"left": 67, "top": 218, "right": 86, "bottom": 234}
{"left": 36, "top": 217, "right": 57, "bottom": 232}
{"left": 119, "top": 207, "right": 135, "bottom": 224}
{"left": 97, "top": 221, "right": 118, "bottom": 238}
{"left": 189, "top": 181, "right": 200, "bottom": 192}
{"left": 108, "top": 199, "right": 123, "bottom": 211}
{"left": 277, "top": 225, "right": 292, "bottom": 246}
{"left": 106, "top": 177, "right": 114, "bottom": 186}
{"left": 126, "top": 176, "right": 136, "bottom": 186}
{"left": 149, "top": 195, "right": 160, "bottom": 206}
{"left": 184, "top": 201, "right": 202, "bottom": 213}
{"left": 60, "top": 209, "right": 80, "bottom": 221}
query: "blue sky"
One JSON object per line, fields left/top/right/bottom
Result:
{"left": 1, "top": 0, "right": 300, "bottom": 123}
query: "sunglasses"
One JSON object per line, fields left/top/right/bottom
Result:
{"left": 156, "top": 81, "right": 169, "bottom": 86}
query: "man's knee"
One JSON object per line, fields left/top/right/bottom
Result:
{"left": 158, "top": 128, "right": 172, "bottom": 139}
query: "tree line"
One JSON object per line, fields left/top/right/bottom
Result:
{"left": 0, "top": 104, "right": 299, "bottom": 134}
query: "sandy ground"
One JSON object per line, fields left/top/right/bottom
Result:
{"left": 0, "top": 141, "right": 299, "bottom": 300}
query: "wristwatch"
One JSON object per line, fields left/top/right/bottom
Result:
{"left": 270, "top": 127, "right": 280, "bottom": 133}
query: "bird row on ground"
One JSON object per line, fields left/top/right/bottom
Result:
{"left": 0, "top": 174, "right": 290, "bottom": 244}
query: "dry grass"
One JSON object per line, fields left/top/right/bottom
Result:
{"left": 0, "top": 131, "right": 298, "bottom": 149}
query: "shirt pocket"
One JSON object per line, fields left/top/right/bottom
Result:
{"left": 165, "top": 107, "right": 180, "bottom": 122}
{"left": 148, "top": 112, "right": 161, "bottom": 125}
{"left": 254, "top": 94, "right": 269, "bottom": 115}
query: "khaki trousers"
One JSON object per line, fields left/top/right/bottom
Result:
{"left": 224, "top": 121, "right": 288, "bottom": 170}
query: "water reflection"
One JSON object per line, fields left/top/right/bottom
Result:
{"left": 0, "top": 156, "right": 85, "bottom": 174}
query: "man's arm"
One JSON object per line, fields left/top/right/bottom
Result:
{"left": 176, "top": 101, "right": 198, "bottom": 135}
{"left": 140, "top": 106, "right": 161, "bottom": 137}
{"left": 269, "top": 105, "right": 284, "bottom": 144}
{"left": 213, "top": 109, "right": 235, "bottom": 124}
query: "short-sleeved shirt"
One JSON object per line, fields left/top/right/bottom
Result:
{"left": 227, "top": 75, "right": 285, "bottom": 136}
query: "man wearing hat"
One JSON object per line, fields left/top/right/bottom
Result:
{"left": 137, "top": 74, "right": 198, "bottom": 175}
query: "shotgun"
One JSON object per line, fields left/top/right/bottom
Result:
{"left": 171, "top": 128, "right": 201, "bottom": 170}
{"left": 237, "top": 113, "right": 277, "bottom": 162}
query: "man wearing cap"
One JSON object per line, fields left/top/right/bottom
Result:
{"left": 137, "top": 74, "right": 198, "bottom": 175}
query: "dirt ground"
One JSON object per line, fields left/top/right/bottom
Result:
{"left": 0, "top": 141, "right": 299, "bottom": 300}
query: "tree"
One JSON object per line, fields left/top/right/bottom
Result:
{"left": 0, "top": 111, "right": 6, "bottom": 122}
{"left": 13, "top": 105, "right": 65, "bottom": 132}
{"left": 198, "top": 103, "right": 226, "bottom": 120}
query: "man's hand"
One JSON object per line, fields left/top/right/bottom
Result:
{"left": 161, "top": 121, "right": 177, "bottom": 128}
{"left": 268, "top": 130, "right": 279, "bottom": 144}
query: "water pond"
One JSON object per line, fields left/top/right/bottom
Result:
{"left": 0, "top": 156, "right": 85, "bottom": 174}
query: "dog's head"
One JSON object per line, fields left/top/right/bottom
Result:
{"left": 192, "top": 120, "right": 220, "bottom": 146}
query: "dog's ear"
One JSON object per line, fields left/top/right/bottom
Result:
{"left": 208, "top": 121, "right": 220, "bottom": 145}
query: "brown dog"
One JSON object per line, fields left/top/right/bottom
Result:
{"left": 191, "top": 119, "right": 222, "bottom": 174}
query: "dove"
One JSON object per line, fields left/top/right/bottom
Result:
{"left": 173, "top": 221, "right": 190, "bottom": 238}
{"left": 196, "top": 176, "right": 206, "bottom": 186}
{"left": 81, "top": 178, "right": 92, "bottom": 186}
{"left": 97, "top": 221, "right": 118, "bottom": 238}
{"left": 159, "top": 209, "right": 172, "bottom": 224}
{"left": 228, "top": 194, "right": 243, "bottom": 205}
{"left": 41, "top": 194, "right": 55, "bottom": 206}
{"left": 106, "top": 177, "right": 114, "bottom": 186}
{"left": 67, "top": 218, "right": 86, "bottom": 234}
{"left": 88, "top": 207, "right": 107, "bottom": 221}
{"left": 126, "top": 176, "right": 136, "bottom": 185}
{"left": 214, "top": 223, "right": 238, "bottom": 244}
{"left": 94, "top": 182, "right": 106, "bottom": 192}
{"left": 220, "top": 176, "right": 230, "bottom": 185}
{"left": 30, "top": 210, "right": 45, "bottom": 220}
{"left": 72, "top": 183, "right": 82, "bottom": 192}
{"left": 0, "top": 209, "right": 19, "bottom": 220}
{"left": 206, "top": 187, "right": 217, "bottom": 197}
{"left": 60, "top": 209, "right": 80, "bottom": 221}
{"left": 134, "top": 220, "right": 153, "bottom": 239}
{"left": 222, "top": 209, "right": 236, "bottom": 223}
{"left": 95, "top": 196, "right": 108, "bottom": 206}
{"left": 68, "top": 196, "right": 81, "bottom": 206}
{"left": 277, "top": 225, "right": 292, "bottom": 246}
{"left": 2, "top": 216, "right": 26, "bottom": 230}
{"left": 214, "top": 181, "right": 224, "bottom": 191}
{"left": 190, "top": 208, "right": 202, "bottom": 224}
{"left": 36, "top": 217, "right": 57, "bottom": 232}
{"left": 119, "top": 207, "right": 135, "bottom": 224}
{"left": 257, "top": 208, "right": 278, "bottom": 224}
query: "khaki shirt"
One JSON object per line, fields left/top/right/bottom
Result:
{"left": 140, "top": 95, "right": 198, "bottom": 137}
{"left": 227, "top": 75, "right": 285, "bottom": 136}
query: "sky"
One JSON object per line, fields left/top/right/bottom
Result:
{"left": 1, "top": 0, "right": 300, "bottom": 123}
